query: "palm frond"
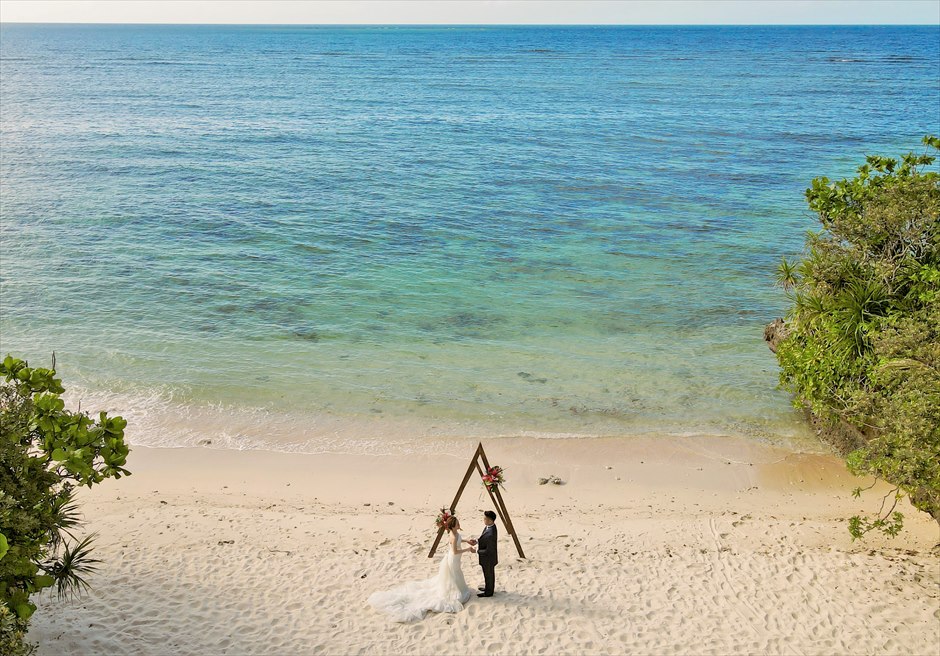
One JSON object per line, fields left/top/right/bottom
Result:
{"left": 796, "top": 254, "right": 819, "bottom": 281}
{"left": 48, "top": 488, "right": 83, "bottom": 549}
{"left": 43, "top": 533, "right": 101, "bottom": 600}
{"left": 834, "top": 278, "right": 891, "bottom": 355}
{"left": 776, "top": 257, "right": 799, "bottom": 290}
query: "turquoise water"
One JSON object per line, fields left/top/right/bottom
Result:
{"left": 1, "top": 25, "right": 938, "bottom": 452}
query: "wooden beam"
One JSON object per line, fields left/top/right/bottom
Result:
{"left": 428, "top": 442, "right": 525, "bottom": 559}
{"left": 478, "top": 447, "right": 512, "bottom": 526}
{"left": 476, "top": 460, "right": 509, "bottom": 527}
{"left": 428, "top": 443, "right": 483, "bottom": 558}
{"left": 479, "top": 445, "right": 525, "bottom": 559}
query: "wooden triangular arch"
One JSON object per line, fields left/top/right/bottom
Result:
{"left": 428, "top": 442, "right": 525, "bottom": 559}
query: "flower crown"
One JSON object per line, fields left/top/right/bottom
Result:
{"left": 435, "top": 507, "right": 455, "bottom": 530}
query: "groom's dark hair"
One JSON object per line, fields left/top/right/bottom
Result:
{"left": 484, "top": 511, "right": 497, "bottom": 520}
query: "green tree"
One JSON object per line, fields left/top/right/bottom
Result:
{"left": 773, "top": 136, "right": 940, "bottom": 539}
{"left": 0, "top": 355, "right": 130, "bottom": 653}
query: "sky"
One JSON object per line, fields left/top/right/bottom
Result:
{"left": 0, "top": 0, "right": 938, "bottom": 25}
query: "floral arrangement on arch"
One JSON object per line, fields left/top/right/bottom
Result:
{"left": 482, "top": 465, "right": 505, "bottom": 493}
{"left": 435, "top": 507, "right": 455, "bottom": 530}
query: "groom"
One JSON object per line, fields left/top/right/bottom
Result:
{"left": 469, "top": 510, "right": 498, "bottom": 597}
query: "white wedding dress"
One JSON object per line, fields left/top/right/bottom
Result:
{"left": 368, "top": 531, "right": 473, "bottom": 622}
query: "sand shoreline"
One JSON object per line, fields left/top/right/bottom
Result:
{"left": 28, "top": 437, "right": 940, "bottom": 655}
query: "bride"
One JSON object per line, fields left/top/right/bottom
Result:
{"left": 368, "top": 514, "right": 475, "bottom": 622}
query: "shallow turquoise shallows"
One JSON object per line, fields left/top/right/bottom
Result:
{"left": 1, "top": 25, "right": 938, "bottom": 452}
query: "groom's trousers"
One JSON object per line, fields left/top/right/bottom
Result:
{"left": 482, "top": 563, "right": 495, "bottom": 595}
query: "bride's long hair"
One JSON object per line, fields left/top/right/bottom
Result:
{"left": 443, "top": 515, "right": 460, "bottom": 533}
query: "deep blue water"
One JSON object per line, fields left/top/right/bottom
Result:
{"left": 1, "top": 25, "right": 938, "bottom": 452}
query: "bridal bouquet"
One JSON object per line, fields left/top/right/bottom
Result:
{"left": 482, "top": 465, "right": 505, "bottom": 493}
{"left": 435, "top": 507, "right": 454, "bottom": 529}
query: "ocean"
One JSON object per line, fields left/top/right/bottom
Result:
{"left": 1, "top": 24, "right": 938, "bottom": 454}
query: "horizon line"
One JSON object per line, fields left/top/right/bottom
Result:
{"left": 2, "top": 21, "right": 938, "bottom": 27}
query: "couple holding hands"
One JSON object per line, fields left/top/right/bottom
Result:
{"left": 368, "top": 510, "right": 499, "bottom": 622}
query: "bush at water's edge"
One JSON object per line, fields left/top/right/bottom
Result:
{"left": 766, "top": 136, "right": 940, "bottom": 538}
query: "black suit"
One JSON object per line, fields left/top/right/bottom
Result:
{"left": 477, "top": 524, "right": 498, "bottom": 595}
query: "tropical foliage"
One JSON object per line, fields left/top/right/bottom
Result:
{"left": 773, "top": 136, "right": 940, "bottom": 538}
{"left": 0, "top": 355, "right": 130, "bottom": 653}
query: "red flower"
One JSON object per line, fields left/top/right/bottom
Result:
{"left": 480, "top": 463, "right": 506, "bottom": 493}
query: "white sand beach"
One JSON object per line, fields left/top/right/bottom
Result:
{"left": 28, "top": 437, "right": 939, "bottom": 656}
